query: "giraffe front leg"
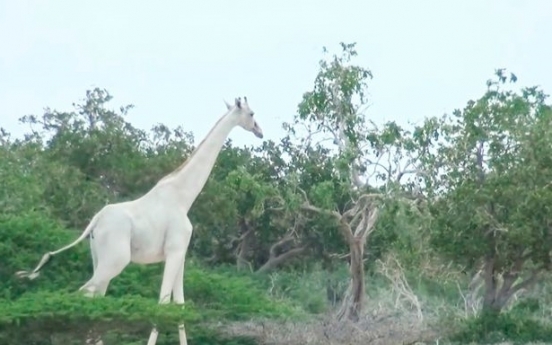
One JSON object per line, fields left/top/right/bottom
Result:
{"left": 172, "top": 259, "right": 188, "bottom": 345}
{"left": 147, "top": 250, "right": 186, "bottom": 345}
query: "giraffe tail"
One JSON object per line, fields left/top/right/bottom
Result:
{"left": 15, "top": 213, "right": 100, "bottom": 280}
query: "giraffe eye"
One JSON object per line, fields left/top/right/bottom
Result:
{"left": 250, "top": 112, "right": 255, "bottom": 117}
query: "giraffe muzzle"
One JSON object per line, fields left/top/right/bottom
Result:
{"left": 252, "top": 124, "right": 263, "bottom": 139}
{"left": 253, "top": 129, "right": 264, "bottom": 139}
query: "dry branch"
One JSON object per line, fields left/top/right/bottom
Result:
{"left": 256, "top": 247, "right": 306, "bottom": 274}
{"left": 256, "top": 232, "right": 307, "bottom": 274}
{"left": 377, "top": 253, "right": 423, "bottom": 322}
{"left": 257, "top": 224, "right": 308, "bottom": 273}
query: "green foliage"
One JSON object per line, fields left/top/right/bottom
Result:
{"left": 0, "top": 290, "right": 259, "bottom": 345}
{"left": 420, "top": 69, "right": 552, "bottom": 313}
{"left": 0, "top": 212, "right": 92, "bottom": 299}
{"left": 0, "top": 291, "right": 199, "bottom": 333}
{"left": 427, "top": 69, "right": 552, "bottom": 259}
{"left": 451, "top": 307, "right": 552, "bottom": 344}
{"left": 295, "top": 42, "right": 373, "bottom": 149}
{"left": 183, "top": 266, "right": 297, "bottom": 320}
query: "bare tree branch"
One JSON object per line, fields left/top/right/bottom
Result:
{"left": 256, "top": 231, "right": 306, "bottom": 274}
{"left": 256, "top": 247, "right": 307, "bottom": 274}
{"left": 354, "top": 207, "right": 379, "bottom": 241}
{"left": 300, "top": 202, "right": 342, "bottom": 221}
{"left": 268, "top": 234, "right": 295, "bottom": 259}
{"left": 342, "top": 193, "right": 381, "bottom": 219}
{"left": 508, "top": 269, "right": 541, "bottom": 298}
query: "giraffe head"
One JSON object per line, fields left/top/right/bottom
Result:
{"left": 225, "top": 97, "right": 263, "bottom": 139}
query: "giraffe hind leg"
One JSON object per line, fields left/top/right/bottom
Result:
{"left": 79, "top": 218, "right": 132, "bottom": 296}
{"left": 81, "top": 220, "right": 132, "bottom": 345}
{"left": 90, "top": 238, "right": 99, "bottom": 271}
{"left": 79, "top": 244, "right": 131, "bottom": 296}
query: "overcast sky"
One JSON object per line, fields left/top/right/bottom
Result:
{"left": 1, "top": 0, "right": 551, "bottom": 148}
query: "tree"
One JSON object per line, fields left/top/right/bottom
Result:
{"left": 285, "top": 42, "right": 429, "bottom": 321}
{"left": 423, "top": 69, "right": 552, "bottom": 314}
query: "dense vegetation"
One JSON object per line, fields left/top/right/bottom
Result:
{"left": 2, "top": 43, "right": 552, "bottom": 344}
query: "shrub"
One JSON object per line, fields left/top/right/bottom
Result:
{"left": 0, "top": 212, "right": 296, "bottom": 344}
{"left": 450, "top": 307, "right": 552, "bottom": 344}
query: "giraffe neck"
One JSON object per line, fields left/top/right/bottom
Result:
{"left": 157, "top": 111, "right": 237, "bottom": 210}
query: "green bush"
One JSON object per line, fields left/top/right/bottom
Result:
{"left": 450, "top": 307, "right": 552, "bottom": 344}
{"left": 0, "top": 212, "right": 296, "bottom": 344}
{"left": 0, "top": 211, "right": 92, "bottom": 299}
{"left": 0, "top": 291, "right": 198, "bottom": 344}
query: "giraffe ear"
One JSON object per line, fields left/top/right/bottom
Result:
{"left": 224, "top": 99, "right": 232, "bottom": 110}
{"left": 235, "top": 97, "right": 242, "bottom": 109}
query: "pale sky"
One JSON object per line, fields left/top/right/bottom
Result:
{"left": 1, "top": 0, "right": 551, "bottom": 148}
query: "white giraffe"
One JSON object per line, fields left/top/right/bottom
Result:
{"left": 16, "top": 97, "right": 263, "bottom": 345}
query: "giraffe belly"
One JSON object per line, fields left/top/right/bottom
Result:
{"left": 129, "top": 233, "right": 166, "bottom": 264}
{"left": 131, "top": 251, "right": 165, "bottom": 264}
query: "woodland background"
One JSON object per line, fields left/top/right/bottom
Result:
{"left": 2, "top": 43, "right": 552, "bottom": 344}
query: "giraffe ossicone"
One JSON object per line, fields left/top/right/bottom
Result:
{"left": 16, "top": 96, "right": 264, "bottom": 345}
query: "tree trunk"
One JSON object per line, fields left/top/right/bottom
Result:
{"left": 481, "top": 254, "right": 540, "bottom": 315}
{"left": 236, "top": 228, "right": 253, "bottom": 271}
{"left": 482, "top": 256, "right": 500, "bottom": 313}
{"left": 300, "top": 197, "right": 378, "bottom": 322}
{"left": 482, "top": 293, "right": 502, "bottom": 315}
{"left": 481, "top": 254, "right": 515, "bottom": 315}
{"left": 336, "top": 238, "right": 365, "bottom": 322}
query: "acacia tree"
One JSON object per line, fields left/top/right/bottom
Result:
{"left": 285, "top": 43, "right": 430, "bottom": 321}
{"left": 423, "top": 69, "right": 552, "bottom": 314}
